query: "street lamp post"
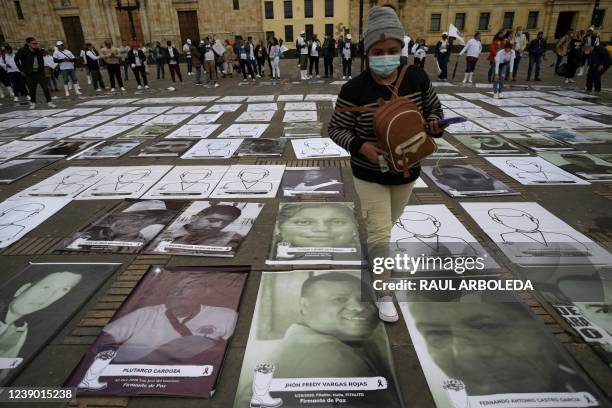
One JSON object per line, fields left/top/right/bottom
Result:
{"left": 116, "top": 0, "right": 140, "bottom": 41}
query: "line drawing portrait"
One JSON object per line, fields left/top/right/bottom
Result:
{"left": 394, "top": 211, "right": 478, "bottom": 256}
{"left": 283, "top": 111, "right": 317, "bottom": 122}
{"left": 221, "top": 169, "right": 272, "bottom": 194}
{"left": 89, "top": 169, "right": 151, "bottom": 195}
{"left": 157, "top": 170, "right": 212, "bottom": 195}
{"left": 220, "top": 124, "right": 268, "bottom": 138}
{"left": 506, "top": 159, "right": 575, "bottom": 183}
{"left": 31, "top": 169, "right": 99, "bottom": 196}
{"left": 187, "top": 140, "right": 238, "bottom": 158}
{"left": 299, "top": 140, "right": 343, "bottom": 157}
{"left": 0, "top": 203, "right": 45, "bottom": 243}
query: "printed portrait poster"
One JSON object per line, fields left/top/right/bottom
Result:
{"left": 26, "top": 140, "right": 102, "bottom": 159}
{"left": 453, "top": 134, "right": 527, "bottom": 155}
{"left": 147, "top": 201, "right": 263, "bottom": 257}
{"left": 280, "top": 167, "right": 344, "bottom": 198}
{"left": 485, "top": 156, "right": 590, "bottom": 186}
{"left": 266, "top": 202, "right": 362, "bottom": 265}
{"left": 66, "top": 266, "right": 248, "bottom": 397}
{"left": 539, "top": 152, "right": 612, "bottom": 181}
{"left": 429, "top": 138, "right": 466, "bottom": 159}
{"left": 70, "top": 141, "right": 141, "bottom": 160}
{"left": 135, "top": 140, "right": 194, "bottom": 157}
{"left": 61, "top": 200, "right": 185, "bottom": 254}
{"left": 398, "top": 301, "right": 605, "bottom": 408}
{"left": 461, "top": 202, "right": 612, "bottom": 267}
{"left": 235, "top": 138, "right": 287, "bottom": 157}
{"left": 0, "top": 262, "right": 120, "bottom": 386}
{"left": 0, "top": 159, "right": 56, "bottom": 184}
{"left": 498, "top": 133, "right": 573, "bottom": 152}
{"left": 282, "top": 122, "right": 323, "bottom": 138}
{"left": 422, "top": 165, "right": 519, "bottom": 197}
{"left": 233, "top": 270, "right": 404, "bottom": 408}
{"left": 0, "top": 197, "right": 71, "bottom": 248}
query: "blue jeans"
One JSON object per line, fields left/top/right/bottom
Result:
{"left": 493, "top": 63, "right": 507, "bottom": 93}
{"left": 60, "top": 69, "right": 78, "bottom": 85}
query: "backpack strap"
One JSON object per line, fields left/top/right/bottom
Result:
{"left": 390, "top": 64, "right": 409, "bottom": 98}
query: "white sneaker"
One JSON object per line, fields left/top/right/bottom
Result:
{"left": 342, "top": 76, "right": 346, "bottom": 79}
{"left": 214, "top": 83, "right": 219, "bottom": 88}
{"left": 13, "top": 96, "right": 19, "bottom": 102}
{"left": 26, "top": 95, "right": 31, "bottom": 101}
{"left": 28, "top": 102, "right": 36, "bottom": 110}
{"left": 256, "top": 74, "right": 261, "bottom": 78}
{"left": 110, "top": 88, "right": 116, "bottom": 92}
{"left": 144, "top": 85, "right": 149, "bottom": 89}
{"left": 137, "top": 85, "right": 142, "bottom": 90}
{"left": 348, "top": 76, "right": 352, "bottom": 79}
{"left": 167, "top": 86, "right": 176, "bottom": 91}
{"left": 52, "top": 96, "right": 58, "bottom": 100}
{"left": 493, "top": 92, "right": 499, "bottom": 99}
{"left": 96, "top": 88, "right": 102, "bottom": 92}
{"left": 376, "top": 296, "right": 399, "bottom": 323}
{"left": 47, "top": 102, "right": 57, "bottom": 108}
{"left": 65, "top": 90, "right": 70, "bottom": 97}
{"left": 120, "top": 87, "right": 126, "bottom": 91}
{"left": 498, "top": 93, "right": 503, "bottom": 99}
{"left": 564, "top": 78, "right": 570, "bottom": 84}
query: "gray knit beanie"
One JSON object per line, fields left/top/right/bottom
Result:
{"left": 364, "top": 6, "right": 405, "bottom": 52}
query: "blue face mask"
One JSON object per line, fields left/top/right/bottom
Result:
{"left": 369, "top": 55, "right": 401, "bottom": 78}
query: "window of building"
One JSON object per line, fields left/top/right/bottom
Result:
{"left": 503, "top": 12, "right": 514, "bottom": 30}
{"left": 325, "top": 0, "right": 334, "bottom": 17}
{"left": 430, "top": 13, "right": 441, "bottom": 32}
{"left": 325, "top": 23, "right": 334, "bottom": 36}
{"left": 593, "top": 9, "right": 605, "bottom": 27}
{"left": 454, "top": 13, "right": 466, "bottom": 31}
{"left": 285, "top": 25, "right": 294, "bottom": 42}
{"left": 284, "top": 0, "right": 293, "bottom": 18}
{"left": 305, "top": 24, "right": 314, "bottom": 40}
{"left": 14, "top": 1, "right": 24, "bottom": 20}
{"left": 479, "top": 12, "right": 490, "bottom": 30}
{"left": 264, "top": 1, "right": 274, "bottom": 19}
{"left": 526, "top": 11, "right": 538, "bottom": 29}
{"left": 304, "top": 0, "right": 313, "bottom": 18}
{"left": 233, "top": 0, "right": 239, "bottom": 10}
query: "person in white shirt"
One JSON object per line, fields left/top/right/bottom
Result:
{"left": 203, "top": 41, "right": 219, "bottom": 88}
{"left": 79, "top": 48, "right": 91, "bottom": 85}
{"left": 296, "top": 30, "right": 310, "bottom": 80}
{"left": 459, "top": 32, "right": 482, "bottom": 84}
{"left": 512, "top": 27, "right": 527, "bottom": 81}
{"left": 0, "top": 46, "right": 28, "bottom": 101}
{"left": 400, "top": 34, "right": 411, "bottom": 65}
{"left": 412, "top": 38, "right": 428, "bottom": 68}
{"left": 183, "top": 39, "right": 192, "bottom": 76}
{"left": 493, "top": 42, "right": 515, "bottom": 99}
{"left": 52, "top": 41, "right": 81, "bottom": 96}
{"left": 42, "top": 49, "right": 59, "bottom": 93}
{"left": 84, "top": 43, "right": 106, "bottom": 92}
{"left": 308, "top": 34, "right": 321, "bottom": 78}
{"left": 268, "top": 37, "right": 281, "bottom": 80}
{"left": 341, "top": 33, "right": 353, "bottom": 79}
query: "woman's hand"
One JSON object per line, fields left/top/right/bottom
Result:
{"left": 426, "top": 119, "right": 447, "bottom": 135}
{"left": 359, "top": 142, "right": 385, "bottom": 164}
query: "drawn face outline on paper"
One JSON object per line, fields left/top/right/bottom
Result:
{"left": 239, "top": 168, "right": 269, "bottom": 183}
{"left": 61, "top": 170, "right": 99, "bottom": 186}
{"left": 0, "top": 203, "right": 45, "bottom": 241}
{"left": 489, "top": 208, "right": 539, "bottom": 233}
{"left": 117, "top": 169, "right": 150, "bottom": 183}
{"left": 395, "top": 211, "right": 441, "bottom": 237}
{"left": 204, "top": 140, "right": 232, "bottom": 155}
{"left": 180, "top": 169, "right": 212, "bottom": 183}
{"left": 507, "top": 159, "right": 542, "bottom": 173}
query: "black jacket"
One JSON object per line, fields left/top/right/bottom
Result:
{"left": 528, "top": 38, "right": 547, "bottom": 56}
{"left": 590, "top": 45, "right": 611, "bottom": 70}
{"left": 15, "top": 46, "right": 45, "bottom": 75}
{"left": 84, "top": 49, "right": 101, "bottom": 71}
{"left": 127, "top": 49, "right": 147, "bottom": 66}
{"left": 163, "top": 46, "right": 180, "bottom": 64}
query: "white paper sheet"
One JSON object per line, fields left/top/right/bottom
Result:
{"left": 218, "top": 124, "right": 268, "bottom": 138}
{"left": 291, "top": 138, "right": 350, "bottom": 159}
{"left": 283, "top": 111, "right": 318, "bottom": 122}
{"left": 284, "top": 102, "right": 317, "bottom": 111}
{"left": 182, "top": 139, "right": 244, "bottom": 159}
{"left": 68, "top": 125, "right": 135, "bottom": 140}
{"left": 485, "top": 156, "right": 590, "bottom": 185}
{"left": 210, "top": 164, "right": 285, "bottom": 198}
{"left": 76, "top": 165, "right": 172, "bottom": 200}
{"left": 235, "top": 111, "right": 275, "bottom": 122}
{"left": 165, "top": 124, "right": 221, "bottom": 139}
{"left": 187, "top": 112, "right": 223, "bottom": 124}
{"left": 206, "top": 104, "right": 242, "bottom": 112}
{"left": 142, "top": 165, "right": 229, "bottom": 199}
{"left": 23, "top": 126, "right": 92, "bottom": 141}
{"left": 246, "top": 103, "right": 278, "bottom": 112}
{"left": 0, "top": 140, "right": 50, "bottom": 160}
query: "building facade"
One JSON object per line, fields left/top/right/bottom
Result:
{"left": 0, "top": 0, "right": 608, "bottom": 51}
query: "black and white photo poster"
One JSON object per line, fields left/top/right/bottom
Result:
{"left": 280, "top": 167, "right": 344, "bottom": 198}
{"left": 66, "top": 266, "right": 248, "bottom": 397}
{"left": 422, "top": 165, "right": 518, "bottom": 197}
{"left": 147, "top": 201, "right": 262, "bottom": 257}
{"left": 0, "top": 159, "right": 56, "bottom": 184}
{"left": 398, "top": 301, "right": 605, "bottom": 407}
{"left": 233, "top": 270, "right": 404, "bottom": 408}
{"left": 267, "top": 202, "right": 362, "bottom": 265}
{"left": 62, "top": 200, "right": 184, "bottom": 253}
{"left": 1, "top": 262, "right": 119, "bottom": 385}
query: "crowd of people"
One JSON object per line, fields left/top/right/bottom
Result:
{"left": 0, "top": 24, "right": 609, "bottom": 108}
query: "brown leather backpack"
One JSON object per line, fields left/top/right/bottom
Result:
{"left": 336, "top": 65, "right": 437, "bottom": 177}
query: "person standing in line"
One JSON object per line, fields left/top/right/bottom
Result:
{"left": 153, "top": 41, "right": 166, "bottom": 80}
{"left": 579, "top": 27, "right": 600, "bottom": 76}
{"left": 84, "top": 43, "right": 106, "bottom": 92}
{"left": 553, "top": 30, "right": 572, "bottom": 74}
{"left": 487, "top": 31, "right": 505, "bottom": 82}
{"left": 79, "top": 46, "right": 92, "bottom": 85}
{"left": 164, "top": 40, "right": 182, "bottom": 90}
{"left": 238, "top": 38, "right": 255, "bottom": 81}
{"left": 308, "top": 34, "right": 321, "bottom": 78}
{"left": 341, "top": 33, "right": 354, "bottom": 79}
{"left": 435, "top": 32, "right": 450, "bottom": 80}
{"left": 127, "top": 41, "right": 149, "bottom": 90}
{"left": 0, "top": 46, "right": 12, "bottom": 101}
{"left": 564, "top": 31, "right": 582, "bottom": 83}
{"left": 119, "top": 41, "right": 130, "bottom": 81}
{"left": 526, "top": 31, "right": 546, "bottom": 81}
{"left": 53, "top": 41, "right": 82, "bottom": 96}
{"left": 0, "top": 45, "right": 28, "bottom": 102}
{"left": 15, "top": 37, "right": 56, "bottom": 108}
{"left": 493, "top": 42, "right": 515, "bottom": 99}
{"left": 459, "top": 32, "right": 482, "bottom": 84}
{"left": 100, "top": 40, "right": 125, "bottom": 92}
{"left": 296, "top": 30, "right": 309, "bottom": 80}
{"left": 203, "top": 41, "right": 219, "bottom": 88}
{"left": 224, "top": 39, "right": 235, "bottom": 78}
{"left": 512, "top": 27, "right": 527, "bottom": 81}
{"left": 183, "top": 38, "right": 192, "bottom": 76}
{"left": 246, "top": 37, "right": 258, "bottom": 79}
{"left": 400, "top": 33, "right": 411, "bottom": 65}
{"left": 190, "top": 40, "right": 203, "bottom": 85}
{"left": 268, "top": 37, "right": 281, "bottom": 80}
{"left": 254, "top": 40, "right": 267, "bottom": 78}
{"left": 266, "top": 37, "right": 274, "bottom": 77}
{"left": 322, "top": 32, "right": 335, "bottom": 78}
{"left": 412, "top": 38, "right": 428, "bottom": 68}
{"left": 42, "top": 49, "right": 59, "bottom": 95}
{"left": 585, "top": 44, "right": 610, "bottom": 93}
{"left": 329, "top": 6, "right": 445, "bottom": 322}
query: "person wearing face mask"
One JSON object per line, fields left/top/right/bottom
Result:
{"left": 435, "top": 32, "right": 450, "bottom": 80}
{"left": 341, "top": 33, "right": 354, "bottom": 79}
{"left": 329, "top": 6, "right": 445, "bottom": 323}
{"left": 182, "top": 38, "right": 192, "bottom": 76}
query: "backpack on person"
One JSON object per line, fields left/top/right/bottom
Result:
{"left": 335, "top": 65, "right": 437, "bottom": 177}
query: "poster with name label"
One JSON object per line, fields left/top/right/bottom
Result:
{"left": 280, "top": 167, "right": 344, "bottom": 198}
{"left": 266, "top": 202, "right": 362, "bottom": 265}
{"left": 148, "top": 201, "right": 262, "bottom": 257}
{"left": 66, "top": 265, "right": 248, "bottom": 397}
{"left": 62, "top": 200, "right": 184, "bottom": 254}
{"left": 398, "top": 301, "right": 605, "bottom": 408}
{"left": 1, "top": 262, "right": 120, "bottom": 386}
{"left": 233, "top": 270, "right": 403, "bottom": 408}
{"left": 142, "top": 166, "right": 228, "bottom": 199}
{"left": 485, "top": 156, "right": 590, "bottom": 186}
{"left": 0, "top": 159, "right": 57, "bottom": 184}
{"left": 422, "top": 165, "right": 518, "bottom": 197}
{"left": 76, "top": 166, "right": 172, "bottom": 200}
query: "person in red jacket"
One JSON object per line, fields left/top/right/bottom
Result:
{"left": 487, "top": 32, "right": 506, "bottom": 82}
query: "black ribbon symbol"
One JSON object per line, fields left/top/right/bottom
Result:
{"left": 377, "top": 379, "right": 383, "bottom": 388}
{"left": 203, "top": 367, "right": 210, "bottom": 375}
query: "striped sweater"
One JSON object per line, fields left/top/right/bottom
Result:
{"left": 328, "top": 64, "right": 444, "bottom": 185}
